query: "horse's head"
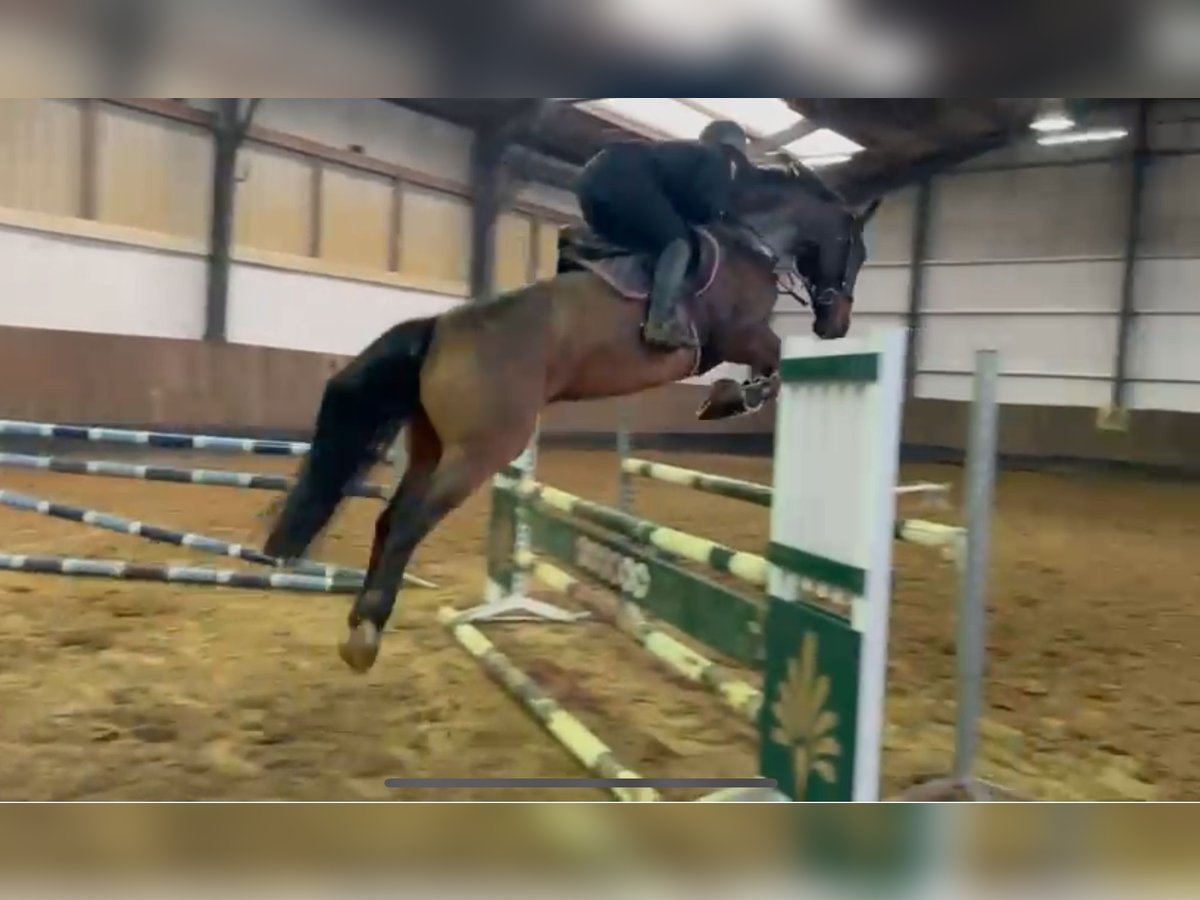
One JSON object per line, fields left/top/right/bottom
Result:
{"left": 794, "top": 198, "right": 880, "bottom": 340}
{"left": 733, "top": 166, "right": 881, "bottom": 341}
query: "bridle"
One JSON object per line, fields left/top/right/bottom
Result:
{"left": 734, "top": 217, "right": 850, "bottom": 312}
{"left": 731, "top": 158, "right": 862, "bottom": 312}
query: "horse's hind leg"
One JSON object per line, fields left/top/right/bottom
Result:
{"left": 339, "top": 434, "right": 522, "bottom": 673}
{"left": 365, "top": 410, "right": 439, "bottom": 577}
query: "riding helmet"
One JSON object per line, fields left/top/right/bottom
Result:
{"left": 699, "top": 119, "right": 749, "bottom": 155}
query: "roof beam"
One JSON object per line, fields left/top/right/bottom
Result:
{"left": 753, "top": 119, "right": 819, "bottom": 161}
{"left": 505, "top": 146, "right": 581, "bottom": 193}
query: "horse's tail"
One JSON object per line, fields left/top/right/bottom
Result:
{"left": 264, "top": 317, "right": 437, "bottom": 561}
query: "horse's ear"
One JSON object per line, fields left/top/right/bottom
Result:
{"left": 856, "top": 198, "right": 882, "bottom": 225}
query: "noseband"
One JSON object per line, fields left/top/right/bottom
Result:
{"left": 737, "top": 220, "right": 847, "bottom": 311}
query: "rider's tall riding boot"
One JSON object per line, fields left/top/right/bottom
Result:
{"left": 643, "top": 238, "right": 700, "bottom": 350}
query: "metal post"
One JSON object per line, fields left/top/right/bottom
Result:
{"left": 1109, "top": 99, "right": 1151, "bottom": 419}
{"left": 204, "top": 99, "right": 258, "bottom": 343}
{"left": 468, "top": 102, "right": 548, "bottom": 301}
{"left": 954, "top": 349, "right": 999, "bottom": 783}
{"left": 469, "top": 128, "right": 504, "bottom": 302}
{"left": 204, "top": 102, "right": 239, "bottom": 342}
{"left": 615, "top": 401, "right": 634, "bottom": 514}
{"left": 904, "top": 179, "right": 933, "bottom": 399}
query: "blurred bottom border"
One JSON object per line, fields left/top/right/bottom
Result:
{"left": 0, "top": 803, "right": 1197, "bottom": 886}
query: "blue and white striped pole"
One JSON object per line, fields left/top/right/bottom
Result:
{"left": 0, "top": 419, "right": 310, "bottom": 456}
{"left": 0, "top": 452, "right": 388, "bottom": 500}
{"left": 0, "top": 553, "right": 361, "bottom": 594}
{"left": 0, "top": 488, "right": 363, "bottom": 581}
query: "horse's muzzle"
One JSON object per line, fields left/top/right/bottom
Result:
{"left": 813, "top": 295, "right": 853, "bottom": 340}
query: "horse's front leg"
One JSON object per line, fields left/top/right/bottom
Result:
{"left": 697, "top": 325, "right": 781, "bottom": 421}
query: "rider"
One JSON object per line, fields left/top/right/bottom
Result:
{"left": 575, "top": 120, "right": 753, "bottom": 350}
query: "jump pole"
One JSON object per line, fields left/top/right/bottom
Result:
{"left": 620, "top": 457, "right": 961, "bottom": 555}
{"left": 622, "top": 457, "right": 951, "bottom": 511}
{"left": 0, "top": 419, "right": 309, "bottom": 456}
{"left": 0, "top": 553, "right": 360, "bottom": 594}
{"left": 0, "top": 456, "right": 434, "bottom": 589}
{"left": 0, "top": 488, "right": 363, "bottom": 580}
{"left": 438, "top": 606, "right": 659, "bottom": 802}
{"left": 0, "top": 452, "right": 388, "bottom": 500}
{"left": 517, "top": 550, "right": 763, "bottom": 723}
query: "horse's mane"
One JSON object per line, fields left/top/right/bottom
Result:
{"left": 744, "top": 160, "right": 847, "bottom": 207}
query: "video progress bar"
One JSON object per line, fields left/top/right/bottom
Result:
{"left": 383, "top": 778, "right": 778, "bottom": 790}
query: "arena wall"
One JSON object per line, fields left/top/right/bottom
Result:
{"left": 0, "top": 99, "right": 1197, "bottom": 473}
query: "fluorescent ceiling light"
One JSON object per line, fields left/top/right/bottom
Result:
{"left": 1031, "top": 99, "right": 1075, "bottom": 133}
{"left": 687, "top": 98, "right": 802, "bottom": 137}
{"left": 801, "top": 154, "right": 854, "bottom": 169}
{"left": 580, "top": 98, "right": 715, "bottom": 140}
{"left": 785, "top": 128, "right": 864, "bottom": 159}
{"left": 1031, "top": 112, "right": 1075, "bottom": 133}
{"left": 1037, "top": 127, "right": 1129, "bottom": 146}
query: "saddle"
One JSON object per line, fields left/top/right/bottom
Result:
{"left": 556, "top": 225, "right": 721, "bottom": 304}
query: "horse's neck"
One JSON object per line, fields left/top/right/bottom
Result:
{"left": 740, "top": 212, "right": 804, "bottom": 262}
{"left": 743, "top": 199, "right": 841, "bottom": 259}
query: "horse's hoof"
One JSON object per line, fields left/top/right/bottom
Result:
{"left": 338, "top": 621, "right": 380, "bottom": 673}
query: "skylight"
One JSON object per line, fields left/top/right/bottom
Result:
{"left": 801, "top": 154, "right": 855, "bottom": 169}
{"left": 579, "top": 98, "right": 714, "bottom": 140}
{"left": 576, "top": 99, "right": 864, "bottom": 169}
{"left": 686, "top": 98, "right": 803, "bottom": 137}
{"left": 784, "top": 128, "right": 864, "bottom": 160}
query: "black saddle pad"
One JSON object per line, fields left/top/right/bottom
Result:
{"left": 555, "top": 226, "right": 721, "bottom": 302}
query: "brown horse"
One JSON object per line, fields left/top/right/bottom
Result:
{"left": 264, "top": 167, "right": 881, "bottom": 671}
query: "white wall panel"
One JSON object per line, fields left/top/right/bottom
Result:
{"left": 1151, "top": 113, "right": 1200, "bottom": 153}
{"left": 1142, "top": 155, "right": 1200, "bottom": 255}
{"left": 921, "top": 313, "right": 1119, "bottom": 379}
{"left": 848, "top": 314, "right": 909, "bottom": 337}
{"left": 228, "top": 263, "right": 463, "bottom": 357}
{"left": 864, "top": 186, "right": 916, "bottom": 264}
{"left": 854, "top": 265, "right": 911, "bottom": 314}
{"left": 1127, "top": 316, "right": 1200, "bottom": 382}
{"left": 931, "top": 164, "right": 1126, "bottom": 260}
{"left": 1136, "top": 257, "right": 1200, "bottom": 311}
{"left": 924, "top": 260, "right": 1123, "bottom": 313}
{"left": 1128, "top": 383, "right": 1200, "bottom": 413}
{"left": 916, "top": 371, "right": 1111, "bottom": 408}
{"left": 0, "top": 224, "right": 204, "bottom": 339}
